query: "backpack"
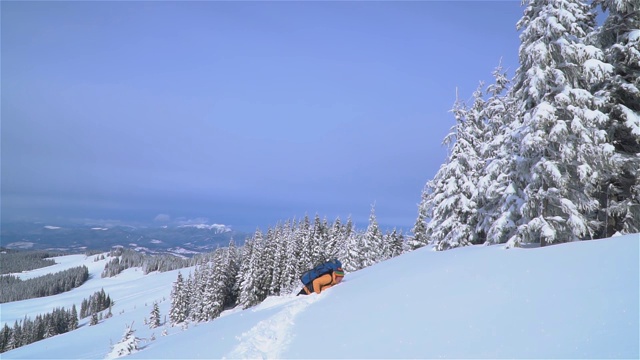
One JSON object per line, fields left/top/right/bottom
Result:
{"left": 300, "top": 259, "right": 342, "bottom": 285}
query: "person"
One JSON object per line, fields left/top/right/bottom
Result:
{"left": 298, "top": 267, "right": 344, "bottom": 295}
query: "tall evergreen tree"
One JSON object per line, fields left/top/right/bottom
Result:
{"left": 169, "top": 272, "right": 189, "bottom": 325}
{"left": 296, "top": 215, "right": 313, "bottom": 274}
{"left": 310, "top": 214, "right": 329, "bottom": 264}
{"left": 149, "top": 302, "right": 161, "bottom": 329}
{"left": 426, "top": 86, "right": 485, "bottom": 251}
{"left": 9, "top": 321, "right": 21, "bottom": 350}
{"left": 363, "top": 204, "right": 384, "bottom": 264}
{"left": 343, "top": 229, "right": 363, "bottom": 272}
{"left": 592, "top": 0, "right": 640, "bottom": 237}
{"left": 69, "top": 305, "right": 79, "bottom": 330}
{"left": 237, "top": 233, "right": 266, "bottom": 309}
{"left": 340, "top": 216, "right": 355, "bottom": 264}
{"left": 382, "top": 228, "right": 404, "bottom": 259}
{"left": 207, "top": 249, "right": 230, "bottom": 320}
{"left": 508, "top": 0, "right": 609, "bottom": 247}
{"left": 223, "top": 239, "right": 241, "bottom": 309}
{"left": 282, "top": 219, "right": 302, "bottom": 291}
{"left": 268, "top": 224, "right": 286, "bottom": 296}
{"left": 476, "top": 64, "right": 525, "bottom": 245}
{"left": 189, "top": 264, "right": 207, "bottom": 321}
{"left": 408, "top": 187, "right": 429, "bottom": 250}
{"left": 325, "top": 217, "right": 342, "bottom": 262}
{"left": 0, "top": 324, "right": 11, "bottom": 353}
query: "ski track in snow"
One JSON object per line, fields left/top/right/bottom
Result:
{"left": 223, "top": 295, "right": 320, "bottom": 359}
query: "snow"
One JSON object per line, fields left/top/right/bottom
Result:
{"left": 2, "top": 234, "right": 638, "bottom": 359}
{"left": 583, "top": 58, "right": 613, "bottom": 84}
{"left": 621, "top": 105, "right": 640, "bottom": 136}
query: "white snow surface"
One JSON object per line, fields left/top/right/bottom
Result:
{"left": 1, "top": 234, "right": 638, "bottom": 359}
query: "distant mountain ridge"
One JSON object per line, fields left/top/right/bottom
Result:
{"left": 176, "top": 223, "right": 231, "bottom": 233}
{"left": 0, "top": 222, "right": 246, "bottom": 256}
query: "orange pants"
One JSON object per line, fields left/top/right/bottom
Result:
{"left": 303, "top": 272, "right": 343, "bottom": 294}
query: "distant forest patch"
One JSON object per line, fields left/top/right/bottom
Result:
{"left": 0, "top": 265, "right": 89, "bottom": 303}
{"left": 0, "top": 249, "right": 64, "bottom": 275}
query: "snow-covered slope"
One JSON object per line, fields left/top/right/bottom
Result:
{"left": 2, "top": 234, "right": 638, "bottom": 359}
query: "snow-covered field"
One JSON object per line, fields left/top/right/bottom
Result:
{"left": 2, "top": 234, "right": 638, "bottom": 359}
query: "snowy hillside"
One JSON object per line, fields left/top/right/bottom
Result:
{"left": 2, "top": 234, "right": 638, "bottom": 359}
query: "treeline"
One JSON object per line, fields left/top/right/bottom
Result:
{"left": 170, "top": 211, "right": 404, "bottom": 324}
{"left": 411, "top": 0, "right": 639, "bottom": 250}
{"left": 0, "top": 266, "right": 89, "bottom": 303}
{"left": 100, "top": 247, "right": 194, "bottom": 278}
{"left": 0, "top": 306, "right": 78, "bottom": 353}
{"left": 79, "top": 288, "right": 113, "bottom": 319}
{"left": 0, "top": 250, "right": 62, "bottom": 275}
{"left": 0, "top": 289, "right": 114, "bottom": 353}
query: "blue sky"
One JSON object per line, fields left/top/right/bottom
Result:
{"left": 2, "top": 1, "right": 524, "bottom": 232}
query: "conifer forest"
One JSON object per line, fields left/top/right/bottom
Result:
{"left": 413, "top": 0, "right": 639, "bottom": 250}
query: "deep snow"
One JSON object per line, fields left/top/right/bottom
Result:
{"left": 1, "top": 234, "right": 638, "bottom": 359}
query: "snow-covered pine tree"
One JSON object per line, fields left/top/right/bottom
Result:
{"left": 309, "top": 214, "right": 329, "bottom": 264}
{"left": 282, "top": 219, "right": 303, "bottom": 291}
{"left": 475, "top": 64, "right": 525, "bottom": 245}
{"left": 184, "top": 273, "right": 194, "bottom": 321}
{"left": 191, "top": 262, "right": 210, "bottom": 321}
{"left": 223, "top": 239, "right": 240, "bottom": 309}
{"left": 79, "top": 299, "right": 88, "bottom": 319}
{"left": 295, "top": 215, "right": 313, "bottom": 275}
{"left": 149, "top": 302, "right": 160, "bottom": 329}
{"left": 8, "top": 321, "right": 21, "bottom": 350}
{"left": 362, "top": 204, "right": 384, "bottom": 264}
{"left": 237, "top": 233, "right": 263, "bottom": 309}
{"left": 0, "top": 323, "right": 11, "bottom": 353}
{"left": 426, "top": 85, "right": 485, "bottom": 251}
{"left": 339, "top": 216, "right": 358, "bottom": 271}
{"left": 186, "top": 268, "right": 200, "bottom": 322}
{"left": 169, "top": 272, "right": 188, "bottom": 325}
{"left": 203, "top": 249, "right": 228, "bottom": 320}
{"left": 108, "top": 322, "right": 140, "bottom": 358}
{"left": 408, "top": 187, "right": 429, "bottom": 250}
{"left": 382, "top": 228, "right": 404, "bottom": 259}
{"left": 44, "top": 318, "right": 55, "bottom": 338}
{"left": 268, "top": 223, "right": 286, "bottom": 296}
{"left": 258, "top": 228, "right": 274, "bottom": 294}
{"left": 508, "top": 0, "right": 610, "bottom": 247}
{"left": 343, "top": 228, "right": 363, "bottom": 272}
{"left": 592, "top": 0, "right": 640, "bottom": 236}
{"left": 326, "top": 217, "right": 343, "bottom": 262}
{"left": 69, "top": 304, "right": 79, "bottom": 330}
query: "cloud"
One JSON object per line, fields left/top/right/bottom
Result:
{"left": 154, "top": 214, "right": 171, "bottom": 223}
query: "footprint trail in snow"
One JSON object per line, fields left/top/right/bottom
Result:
{"left": 224, "top": 294, "right": 320, "bottom": 359}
